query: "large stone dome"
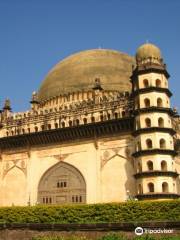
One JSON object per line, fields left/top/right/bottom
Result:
{"left": 38, "top": 49, "right": 135, "bottom": 102}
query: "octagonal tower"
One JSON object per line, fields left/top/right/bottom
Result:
{"left": 132, "top": 43, "right": 179, "bottom": 200}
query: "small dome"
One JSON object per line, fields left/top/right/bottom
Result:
{"left": 136, "top": 43, "right": 162, "bottom": 61}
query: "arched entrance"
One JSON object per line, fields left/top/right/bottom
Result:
{"left": 38, "top": 162, "right": 86, "bottom": 204}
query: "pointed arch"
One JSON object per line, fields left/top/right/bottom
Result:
{"left": 38, "top": 162, "right": 86, "bottom": 205}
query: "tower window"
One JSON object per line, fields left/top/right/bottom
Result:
{"left": 145, "top": 118, "right": 151, "bottom": 127}
{"left": 137, "top": 162, "right": 142, "bottom": 172}
{"left": 161, "top": 161, "right": 167, "bottom": 171}
{"left": 76, "top": 119, "right": 80, "bottom": 125}
{"left": 157, "top": 98, "right": 163, "bottom": 107}
{"left": 158, "top": 117, "right": 164, "bottom": 127}
{"left": 136, "top": 141, "right": 141, "bottom": 151}
{"left": 160, "top": 139, "right": 166, "bottom": 149}
{"left": 136, "top": 120, "right": 140, "bottom": 129}
{"left": 146, "top": 139, "right": 152, "bottom": 149}
{"left": 138, "top": 184, "right": 143, "bottom": 194}
{"left": 144, "top": 98, "right": 150, "bottom": 108}
{"left": 143, "top": 79, "right": 149, "bottom": 88}
{"left": 100, "top": 115, "right": 104, "bottom": 121}
{"left": 156, "top": 79, "right": 161, "bottom": 87}
{"left": 122, "top": 111, "right": 125, "bottom": 117}
{"left": 162, "top": 182, "right": 169, "bottom": 193}
{"left": 69, "top": 120, "right": 72, "bottom": 127}
{"left": 114, "top": 112, "right": 118, "bottom": 119}
{"left": 135, "top": 98, "right": 140, "bottom": 109}
{"left": 91, "top": 116, "right": 95, "bottom": 122}
{"left": 147, "top": 160, "right": 153, "bottom": 171}
{"left": 148, "top": 182, "right": 154, "bottom": 192}
{"left": 83, "top": 118, "right": 87, "bottom": 124}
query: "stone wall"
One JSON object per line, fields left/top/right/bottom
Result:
{"left": 0, "top": 222, "right": 179, "bottom": 240}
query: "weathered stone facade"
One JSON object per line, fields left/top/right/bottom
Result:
{"left": 0, "top": 44, "right": 179, "bottom": 206}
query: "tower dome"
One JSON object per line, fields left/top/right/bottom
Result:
{"left": 136, "top": 43, "right": 162, "bottom": 61}
{"left": 38, "top": 49, "right": 135, "bottom": 102}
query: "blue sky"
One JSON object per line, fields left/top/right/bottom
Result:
{"left": 0, "top": 0, "right": 180, "bottom": 112}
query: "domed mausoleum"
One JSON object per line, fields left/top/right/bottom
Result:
{"left": 38, "top": 49, "right": 134, "bottom": 101}
{"left": 0, "top": 44, "right": 180, "bottom": 206}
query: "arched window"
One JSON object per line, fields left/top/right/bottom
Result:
{"left": 156, "top": 79, "right": 161, "bottom": 87}
{"left": 35, "top": 126, "right": 38, "bottom": 132}
{"left": 138, "top": 184, "right": 143, "bottom": 194}
{"left": 91, "top": 116, "right": 95, "bottom": 123}
{"left": 137, "top": 141, "right": 141, "bottom": 151}
{"left": 6, "top": 131, "right": 9, "bottom": 137}
{"left": 173, "top": 183, "right": 176, "bottom": 192}
{"left": 161, "top": 161, "right": 167, "bottom": 171}
{"left": 160, "top": 139, "right": 166, "bottom": 149}
{"left": 145, "top": 118, "right": 151, "bottom": 127}
{"left": 55, "top": 123, "right": 58, "bottom": 129}
{"left": 158, "top": 117, "right": 164, "bottom": 127}
{"left": 148, "top": 182, "right": 154, "bottom": 192}
{"left": 147, "top": 161, "right": 153, "bottom": 171}
{"left": 122, "top": 111, "right": 125, "bottom": 117}
{"left": 62, "top": 122, "right": 65, "bottom": 128}
{"left": 69, "top": 120, "right": 72, "bottom": 127}
{"left": 107, "top": 114, "right": 111, "bottom": 120}
{"left": 100, "top": 115, "right": 103, "bottom": 121}
{"left": 137, "top": 162, "right": 142, "bottom": 173}
{"left": 114, "top": 112, "right": 118, "bottom": 119}
{"left": 136, "top": 120, "right": 140, "bottom": 129}
{"left": 146, "top": 139, "right": 152, "bottom": 149}
{"left": 143, "top": 79, "right": 149, "bottom": 88}
{"left": 83, "top": 118, "right": 87, "bottom": 124}
{"left": 48, "top": 124, "right": 51, "bottom": 130}
{"left": 157, "top": 98, "right": 163, "bottom": 107}
{"left": 76, "top": 119, "right": 79, "bottom": 125}
{"left": 162, "top": 182, "right": 169, "bottom": 192}
{"left": 144, "top": 98, "right": 150, "bottom": 108}
{"left": 41, "top": 125, "right": 45, "bottom": 131}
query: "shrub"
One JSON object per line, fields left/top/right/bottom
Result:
{"left": 0, "top": 200, "right": 179, "bottom": 224}
{"left": 31, "top": 234, "right": 180, "bottom": 240}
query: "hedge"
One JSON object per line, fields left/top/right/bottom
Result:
{"left": 0, "top": 200, "right": 179, "bottom": 223}
{"left": 32, "top": 234, "right": 180, "bottom": 240}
